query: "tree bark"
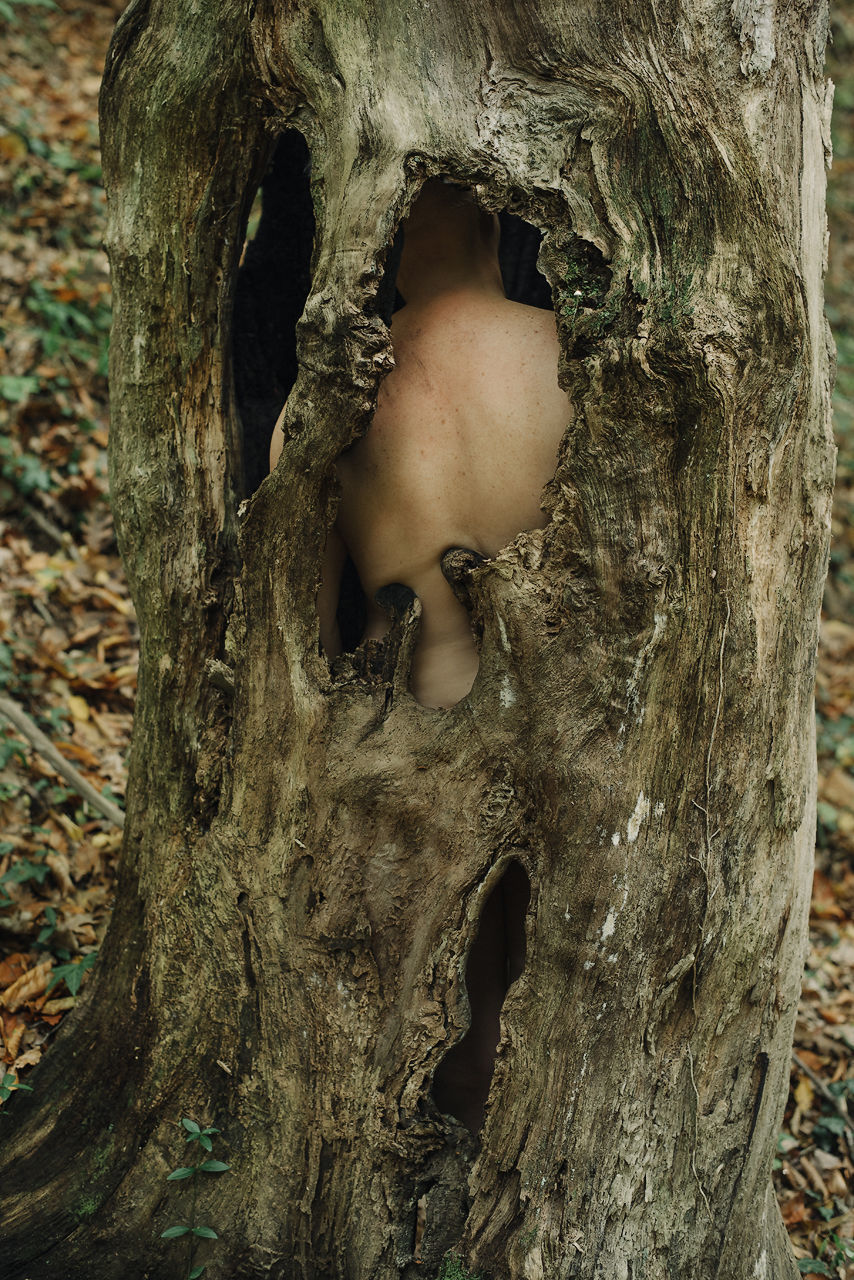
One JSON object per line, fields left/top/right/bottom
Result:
{"left": 0, "top": 1, "right": 835, "bottom": 1278}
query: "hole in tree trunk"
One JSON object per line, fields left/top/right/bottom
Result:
{"left": 326, "top": 190, "right": 566, "bottom": 709}
{"left": 233, "top": 128, "right": 315, "bottom": 497}
{"left": 234, "top": 164, "right": 565, "bottom": 703}
{"left": 431, "top": 859, "right": 531, "bottom": 1134}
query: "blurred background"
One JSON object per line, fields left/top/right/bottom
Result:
{"left": 0, "top": 1, "right": 852, "bottom": 1271}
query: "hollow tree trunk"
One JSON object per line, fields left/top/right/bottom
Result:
{"left": 0, "top": 1, "right": 834, "bottom": 1277}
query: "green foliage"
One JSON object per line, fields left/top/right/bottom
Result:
{"left": 0, "top": 0, "right": 56, "bottom": 24}
{"left": 0, "top": 433, "right": 53, "bottom": 496}
{"left": 438, "top": 1256, "right": 481, "bottom": 1280}
{"left": 74, "top": 1192, "right": 99, "bottom": 1220}
{"left": 182, "top": 1117, "right": 222, "bottom": 1153}
{"left": 162, "top": 1118, "right": 230, "bottom": 1280}
{"left": 0, "top": 375, "right": 40, "bottom": 402}
{"left": 0, "top": 843, "right": 50, "bottom": 900}
{"left": 25, "top": 281, "right": 111, "bottom": 375}
{"left": 820, "top": 1233, "right": 854, "bottom": 1270}
{"left": 799, "top": 1230, "right": 854, "bottom": 1276}
{"left": 0, "top": 1071, "right": 33, "bottom": 1103}
{"left": 46, "top": 949, "right": 98, "bottom": 996}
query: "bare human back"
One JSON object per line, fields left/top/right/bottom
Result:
{"left": 270, "top": 181, "right": 571, "bottom": 710}
{"left": 335, "top": 290, "right": 569, "bottom": 706}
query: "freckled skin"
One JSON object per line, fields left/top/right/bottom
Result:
{"left": 271, "top": 181, "right": 571, "bottom": 709}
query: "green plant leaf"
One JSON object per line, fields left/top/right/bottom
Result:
{"left": 814, "top": 1115, "right": 847, "bottom": 1135}
{"left": 161, "top": 1225, "right": 190, "bottom": 1239}
{"left": 199, "top": 1134, "right": 213, "bottom": 1152}
{"left": 198, "top": 1159, "right": 230, "bottom": 1173}
{"left": 46, "top": 950, "right": 98, "bottom": 996}
{"left": 797, "top": 1262, "right": 832, "bottom": 1276}
{"left": 189, "top": 1267, "right": 207, "bottom": 1279}
{"left": 191, "top": 1226, "right": 218, "bottom": 1240}
{"left": 0, "top": 375, "right": 40, "bottom": 402}
{"left": 181, "top": 1118, "right": 201, "bottom": 1136}
{"left": 167, "top": 1167, "right": 196, "bottom": 1181}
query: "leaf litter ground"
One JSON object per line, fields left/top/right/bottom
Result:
{"left": 1, "top": 1, "right": 854, "bottom": 1273}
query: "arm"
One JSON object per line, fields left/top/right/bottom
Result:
{"left": 269, "top": 404, "right": 286, "bottom": 470}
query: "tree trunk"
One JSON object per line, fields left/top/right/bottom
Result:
{"left": 0, "top": 1, "right": 834, "bottom": 1277}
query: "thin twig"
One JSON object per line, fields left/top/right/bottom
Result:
{"left": 20, "top": 501, "right": 83, "bottom": 563}
{"left": 0, "top": 693, "right": 125, "bottom": 829}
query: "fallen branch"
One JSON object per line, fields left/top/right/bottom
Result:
{"left": 0, "top": 693, "right": 125, "bottom": 830}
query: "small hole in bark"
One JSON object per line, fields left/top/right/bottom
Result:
{"left": 431, "top": 859, "right": 531, "bottom": 1134}
{"left": 413, "top": 1190, "right": 429, "bottom": 1261}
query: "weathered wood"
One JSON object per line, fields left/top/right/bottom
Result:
{"left": 0, "top": 1, "right": 834, "bottom": 1277}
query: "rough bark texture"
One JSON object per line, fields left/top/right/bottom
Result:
{"left": 0, "top": 1, "right": 835, "bottom": 1278}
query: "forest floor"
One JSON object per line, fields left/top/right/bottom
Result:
{"left": 1, "top": 1, "right": 854, "bottom": 1274}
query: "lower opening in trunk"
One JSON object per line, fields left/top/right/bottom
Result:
{"left": 432, "top": 859, "right": 531, "bottom": 1134}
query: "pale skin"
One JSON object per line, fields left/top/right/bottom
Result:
{"left": 271, "top": 181, "right": 570, "bottom": 1132}
{"left": 270, "top": 181, "right": 571, "bottom": 708}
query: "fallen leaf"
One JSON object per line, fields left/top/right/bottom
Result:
{"left": 782, "top": 1191, "right": 810, "bottom": 1225}
{"left": 800, "top": 1156, "right": 830, "bottom": 1199}
{"left": 2, "top": 1019, "right": 25, "bottom": 1062}
{"left": 67, "top": 694, "right": 89, "bottom": 723}
{"left": 41, "top": 996, "right": 75, "bottom": 1015}
{"left": 13, "top": 1047, "right": 41, "bottom": 1070}
{"left": 795, "top": 1076, "right": 815, "bottom": 1111}
{"left": 1, "top": 960, "right": 53, "bottom": 1012}
{"left": 0, "top": 954, "right": 30, "bottom": 988}
{"left": 46, "top": 852, "right": 73, "bottom": 895}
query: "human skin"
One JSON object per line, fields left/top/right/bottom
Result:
{"left": 271, "top": 182, "right": 571, "bottom": 707}
{"left": 270, "top": 181, "right": 570, "bottom": 1130}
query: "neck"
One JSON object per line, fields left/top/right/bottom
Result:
{"left": 394, "top": 181, "right": 503, "bottom": 307}
{"left": 396, "top": 245, "right": 505, "bottom": 306}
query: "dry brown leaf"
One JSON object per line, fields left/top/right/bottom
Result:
{"left": 784, "top": 1162, "right": 809, "bottom": 1192}
{"left": 1, "top": 960, "right": 53, "bottom": 1012}
{"left": 813, "top": 1149, "right": 844, "bottom": 1173}
{"left": 67, "top": 694, "right": 90, "bottom": 723}
{"left": 0, "top": 954, "right": 30, "bottom": 988}
{"left": 782, "top": 1190, "right": 810, "bottom": 1224}
{"left": 3, "top": 1019, "right": 25, "bottom": 1063}
{"left": 13, "top": 1046, "right": 41, "bottom": 1070}
{"left": 797, "top": 1049, "right": 828, "bottom": 1074}
{"left": 820, "top": 767, "right": 854, "bottom": 812}
{"left": 45, "top": 852, "right": 73, "bottom": 895}
{"left": 53, "top": 811, "right": 83, "bottom": 842}
{"left": 812, "top": 870, "right": 846, "bottom": 920}
{"left": 795, "top": 1076, "right": 815, "bottom": 1111}
{"left": 800, "top": 1156, "right": 830, "bottom": 1199}
{"left": 41, "top": 996, "right": 75, "bottom": 1015}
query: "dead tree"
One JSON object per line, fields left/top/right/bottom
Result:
{"left": 0, "top": 0, "right": 835, "bottom": 1276}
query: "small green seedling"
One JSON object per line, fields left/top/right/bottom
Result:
{"left": 0, "top": 1072, "right": 33, "bottom": 1104}
{"left": 161, "top": 1118, "right": 230, "bottom": 1279}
